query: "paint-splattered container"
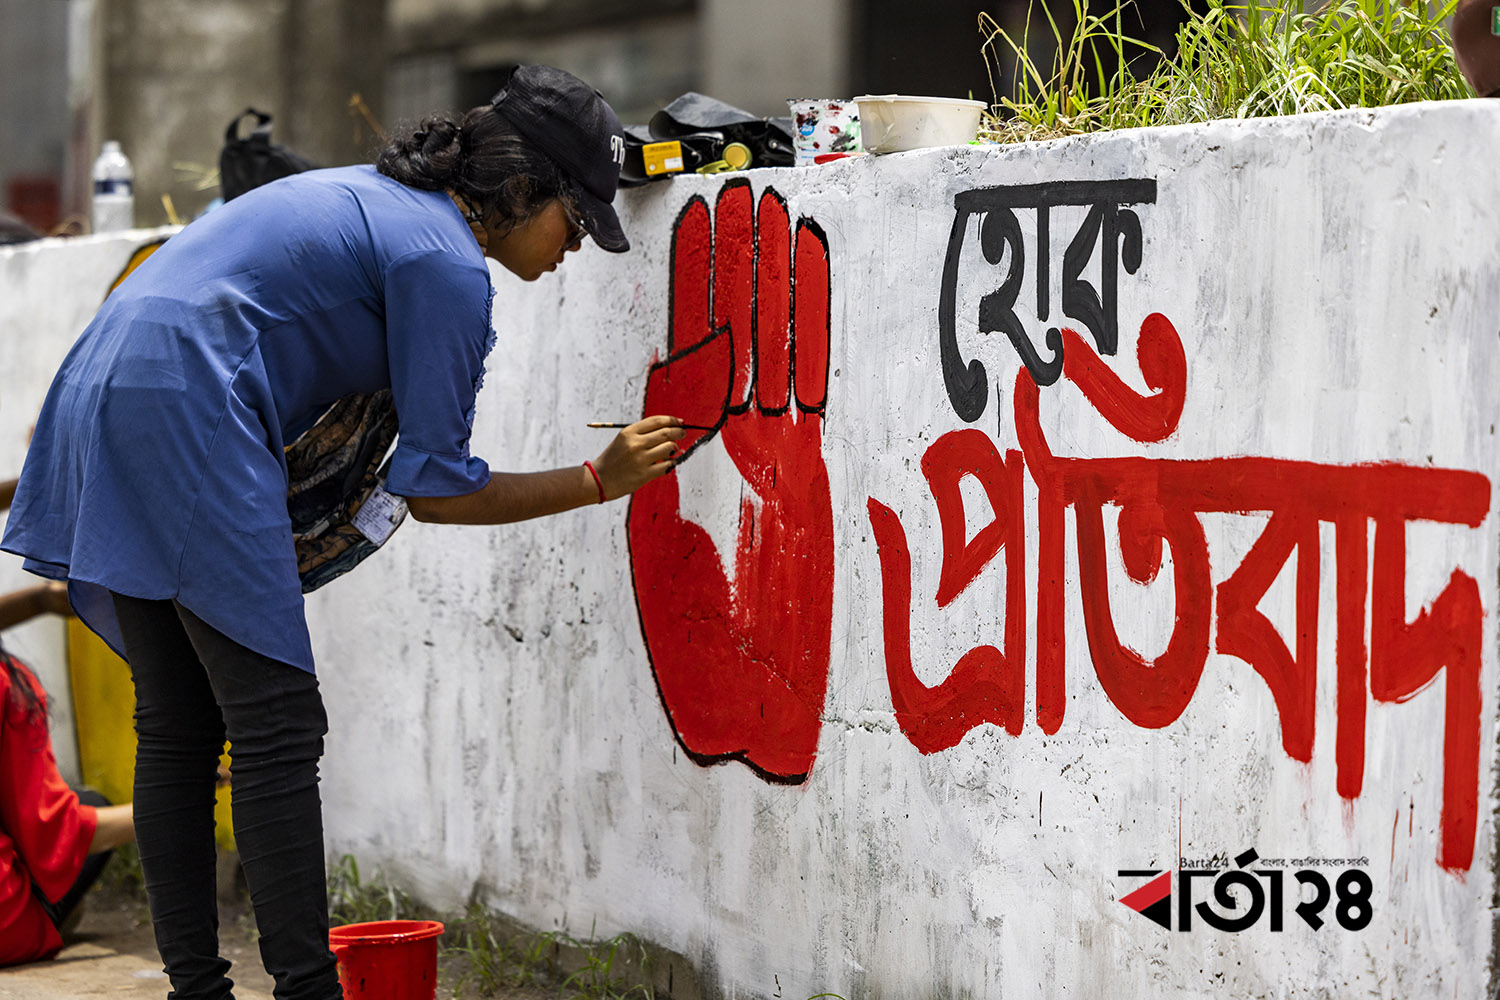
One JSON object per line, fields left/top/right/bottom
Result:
{"left": 786, "top": 99, "right": 861, "bottom": 166}
{"left": 853, "top": 94, "right": 987, "bottom": 153}
{"left": 329, "top": 919, "right": 444, "bottom": 1000}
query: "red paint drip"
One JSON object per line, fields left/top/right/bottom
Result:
{"left": 1390, "top": 808, "right": 1398, "bottom": 875}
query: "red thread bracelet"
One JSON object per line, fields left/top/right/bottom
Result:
{"left": 583, "top": 460, "right": 606, "bottom": 504}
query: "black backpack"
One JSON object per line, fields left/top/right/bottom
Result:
{"left": 219, "top": 108, "right": 318, "bottom": 201}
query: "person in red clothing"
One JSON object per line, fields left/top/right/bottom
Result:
{"left": 0, "top": 580, "right": 135, "bottom": 966}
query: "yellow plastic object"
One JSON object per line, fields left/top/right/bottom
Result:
{"left": 113, "top": 238, "right": 168, "bottom": 289}
{"left": 642, "top": 140, "right": 685, "bottom": 177}
{"left": 697, "top": 142, "right": 752, "bottom": 174}
{"left": 68, "top": 619, "right": 236, "bottom": 847}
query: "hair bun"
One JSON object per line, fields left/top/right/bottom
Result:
{"left": 421, "top": 119, "right": 459, "bottom": 156}
{"left": 376, "top": 115, "right": 464, "bottom": 190}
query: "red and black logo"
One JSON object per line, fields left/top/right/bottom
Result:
{"left": 1117, "top": 868, "right": 1173, "bottom": 929}
{"left": 1118, "top": 848, "right": 1373, "bottom": 932}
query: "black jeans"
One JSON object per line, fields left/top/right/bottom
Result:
{"left": 111, "top": 594, "right": 340, "bottom": 1000}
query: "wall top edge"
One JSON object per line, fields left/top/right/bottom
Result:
{"left": 0, "top": 225, "right": 180, "bottom": 263}
{"left": 620, "top": 97, "right": 1500, "bottom": 194}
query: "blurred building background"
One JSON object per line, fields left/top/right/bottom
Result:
{"left": 0, "top": 0, "right": 1193, "bottom": 232}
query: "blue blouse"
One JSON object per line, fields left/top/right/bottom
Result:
{"left": 1, "top": 166, "right": 496, "bottom": 673}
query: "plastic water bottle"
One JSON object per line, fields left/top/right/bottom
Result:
{"left": 91, "top": 140, "right": 135, "bottom": 234}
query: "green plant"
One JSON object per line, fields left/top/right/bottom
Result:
{"left": 982, "top": 0, "right": 1160, "bottom": 138}
{"left": 440, "top": 899, "right": 843, "bottom": 1000}
{"left": 442, "top": 903, "right": 554, "bottom": 997}
{"left": 980, "top": 0, "right": 1476, "bottom": 143}
{"left": 548, "top": 925, "right": 655, "bottom": 1000}
{"left": 442, "top": 909, "right": 661, "bottom": 999}
{"left": 326, "top": 853, "right": 414, "bottom": 926}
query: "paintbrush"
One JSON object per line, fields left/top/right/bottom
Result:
{"left": 587, "top": 421, "right": 717, "bottom": 430}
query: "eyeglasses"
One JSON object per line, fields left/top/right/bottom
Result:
{"left": 561, "top": 203, "right": 587, "bottom": 251}
{"left": 461, "top": 197, "right": 586, "bottom": 250}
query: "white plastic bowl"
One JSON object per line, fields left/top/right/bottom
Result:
{"left": 853, "top": 94, "right": 988, "bottom": 153}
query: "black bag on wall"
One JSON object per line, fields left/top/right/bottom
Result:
{"left": 219, "top": 108, "right": 318, "bottom": 201}
{"left": 619, "top": 92, "right": 795, "bottom": 187}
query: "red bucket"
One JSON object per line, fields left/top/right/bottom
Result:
{"left": 329, "top": 919, "right": 445, "bottom": 1000}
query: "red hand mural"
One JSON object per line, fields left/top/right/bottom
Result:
{"left": 628, "top": 180, "right": 834, "bottom": 782}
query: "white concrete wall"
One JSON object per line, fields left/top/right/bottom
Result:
{"left": 3, "top": 104, "right": 1498, "bottom": 997}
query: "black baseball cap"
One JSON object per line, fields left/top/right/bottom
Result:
{"left": 491, "top": 65, "right": 630, "bottom": 253}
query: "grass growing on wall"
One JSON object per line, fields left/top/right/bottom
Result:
{"left": 980, "top": 0, "right": 1476, "bottom": 141}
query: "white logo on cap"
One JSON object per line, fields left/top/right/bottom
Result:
{"left": 610, "top": 134, "right": 626, "bottom": 166}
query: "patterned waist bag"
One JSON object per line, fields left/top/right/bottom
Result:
{"left": 285, "top": 390, "right": 406, "bottom": 593}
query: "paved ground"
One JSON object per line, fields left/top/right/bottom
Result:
{"left": 0, "top": 879, "right": 663, "bottom": 999}
{"left": 0, "top": 889, "right": 275, "bottom": 1000}
{"left": 0, "top": 887, "right": 579, "bottom": 1000}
